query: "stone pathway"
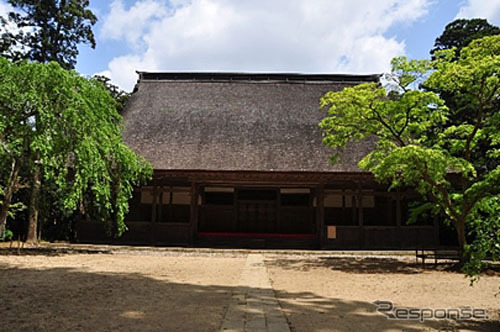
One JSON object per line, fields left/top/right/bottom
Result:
{"left": 220, "top": 254, "right": 290, "bottom": 332}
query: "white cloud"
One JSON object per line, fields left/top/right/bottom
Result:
{"left": 99, "top": 0, "right": 431, "bottom": 91}
{"left": 101, "top": 0, "right": 168, "bottom": 47}
{"left": 456, "top": 0, "right": 500, "bottom": 26}
{"left": 96, "top": 54, "right": 158, "bottom": 90}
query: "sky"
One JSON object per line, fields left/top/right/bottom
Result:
{"left": 1, "top": 0, "right": 500, "bottom": 91}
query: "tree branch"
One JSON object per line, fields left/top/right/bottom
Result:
{"left": 464, "top": 76, "right": 487, "bottom": 161}
{"left": 417, "top": 158, "right": 460, "bottom": 222}
{"left": 464, "top": 103, "right": 483, "bottom": 161}
{"left": 0, "top": 136, "right": 12, "bottom": 155}
{"left": 368, "top": 103, "right": 407, "bottom": 147}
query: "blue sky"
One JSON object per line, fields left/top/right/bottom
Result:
{"left": 2, "top": 0, "right": 500, "bottom": 91}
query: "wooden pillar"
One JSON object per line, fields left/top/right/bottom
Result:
{"left": 189, "top": 183, "right": 199, "bottom": 245}
{"left": 276, "top": 188, "right": 281, "bottom": 233}
{"left": 166, "top": 186, "right": 172, "bottom": 222}
{"left": 396, "top": 189, "right": 402, "bottom": 248}
{"left": 396, "top": 190, "right": 402, "bottom": 228}
{"left": 233, "top": 187, "right": 238, "bottom": 232}
{"left": 357, "top": 182, "right": 364, "bottom": 248}
{"left": 316, "top": 184, "right": 325, "bottom": 249}
{"left": 158, "top": 189, "right": 164, "bottom": 223}
{"left": 150, "top": 185, "right": 159, "bottom": 245}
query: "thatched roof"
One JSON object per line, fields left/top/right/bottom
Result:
{"left": 122, "top": 72, "right": 379, "bottom": 172}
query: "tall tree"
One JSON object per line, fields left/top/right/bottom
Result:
{"left": 0, "top": 0, "right": 98, "bottom": 243}
{"left": 431, "top": 18, "right": 500, "bottom": 57}
{"left": 428, "top": 18, "right": 500, "bottom": 128}
{"left": 0, "top": 55, "right": 38, "bottom": 239}
{"left": 0, "top": 0, "right": 97, "bottom": 69}
{"left": 320, "top": 36, "right": 500, "bottom": 276}
{"left": 0, "top": 113, "right": 26, "bottom": 239}
{"left": 0, "top": 59, "right": 152, "bottom": 243}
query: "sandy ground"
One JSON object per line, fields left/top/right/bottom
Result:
{"left": 0, "top": 251, "right": 246, "bottom": 331}
{"left": 266, "top": 255, "right": 500, "bottom": 332}
{"left": 1, "top": 249, "right": 499, "bottom": 332}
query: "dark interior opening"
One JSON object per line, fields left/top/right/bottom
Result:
{"left": 199, "top": 187, "right": 315, "bottom": 235}
{"left": 363, "top": 195, "right": 397, "bottom": 226}
{"left": 238, "top": 189, "right": 276, "bottom": 201}
{"left": 205, "top": 192, "right": 234, "bottom": 205}
{"left": 281, "top": 193, "right": 309, "bottom": 206}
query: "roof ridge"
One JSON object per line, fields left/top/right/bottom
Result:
{"left": 136, "top": 71, "right": 381, "bottom": 83}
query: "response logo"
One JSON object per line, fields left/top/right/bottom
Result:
{"left": 372, "top": 300, "right": 489, "bottom": 322}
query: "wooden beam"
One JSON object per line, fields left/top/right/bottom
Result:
{"left": 153, "top": 169, "right": 375, "bottom": 184}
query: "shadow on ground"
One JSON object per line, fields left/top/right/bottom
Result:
{"left": 1, "top": 255, "right": 498, "bottom": 331}
{"left": 267, "top": 256, "right": 500, "bottom": 276}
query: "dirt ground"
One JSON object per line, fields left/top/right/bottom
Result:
{"left": 1, "top": 249, "right": 499, "bottom": 332}
{"left": 0, "top": 251, "right": 246, "bottom": 331}
{"left": 266, "top": 255, "right": 500, "bottom": 332}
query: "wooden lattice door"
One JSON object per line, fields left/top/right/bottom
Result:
{"left": 237, "top": 189, "right": 277, "bottom": 233}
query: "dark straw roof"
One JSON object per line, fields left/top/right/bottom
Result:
{"left": 122, "top": 72, "right": 379, "bottom": 172}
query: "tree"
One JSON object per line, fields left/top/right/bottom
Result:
{"left": 0, "top": 59, "right": 152, "bottom": 243}
{"left": 0, "top": 0, "right": 98, "bottom": 243}
{"left": 0, "top": 57, "right": 37, "bottom": 239}
{"left": 0, "top": 155, "right": 25, "bottom": 240}
{"left": 428, "top": 18, "right": 500, "bottom": 129}
{"left": 431, "top": 18, "right": 500, "bottom": 57}
{"left": 319, "top": 36, "right": 500, "bottom": 275}
{"left": 93, "top": 75, "right": 131, "bottom": 114}
{"left": 0, "top": 0, "right": 97, "bottom": 69}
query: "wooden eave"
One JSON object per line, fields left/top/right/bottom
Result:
{"left": 151, "top": 169, "right": 375, "bottom": 185}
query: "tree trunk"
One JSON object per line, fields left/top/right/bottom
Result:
{"left": 0, "top": 159, "right": 20, "bottom": 239}
{"left": 26, "top": 165, "right": 41, "bottom": 245}
{"left": 456, "top": 218, "right": 467, "bottom": 265}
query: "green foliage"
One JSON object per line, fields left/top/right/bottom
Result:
{"left": 0, "top": 0, "right": 97, "bottom": 69}
{"left": 0, "top": 228, "right": 13, "bottom": 241}
{"left": 463, "top": 196, "right": 500, "bottom": 282}
{"left": 427, "top": 36, "right": 500, "bottom": 172}
{"left": 431, "top": 18, "right": 500, "bottom": 57}
{"left": 388, "top": 57, "right": 433, "bottom": 90}
{"left": 93, "top": 75, "right": 131, "bottom": 114}
{"left": 5, "top": 201, "right": 25, "bottom": 219}
{"left": 320, "top": 36, "right": 500, "bottom": 279}
{"left": 0, "top": 58, "right": 152, "bottom": 237}
{"left": 405, "top": 200, "right": 437, "bottom": 225}
{"left": 0, "top": 187, "right": 23, "bottom": 221}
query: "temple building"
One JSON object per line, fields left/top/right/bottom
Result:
{"left": 78, "top": 72, "right": 440, "bottom": 249}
